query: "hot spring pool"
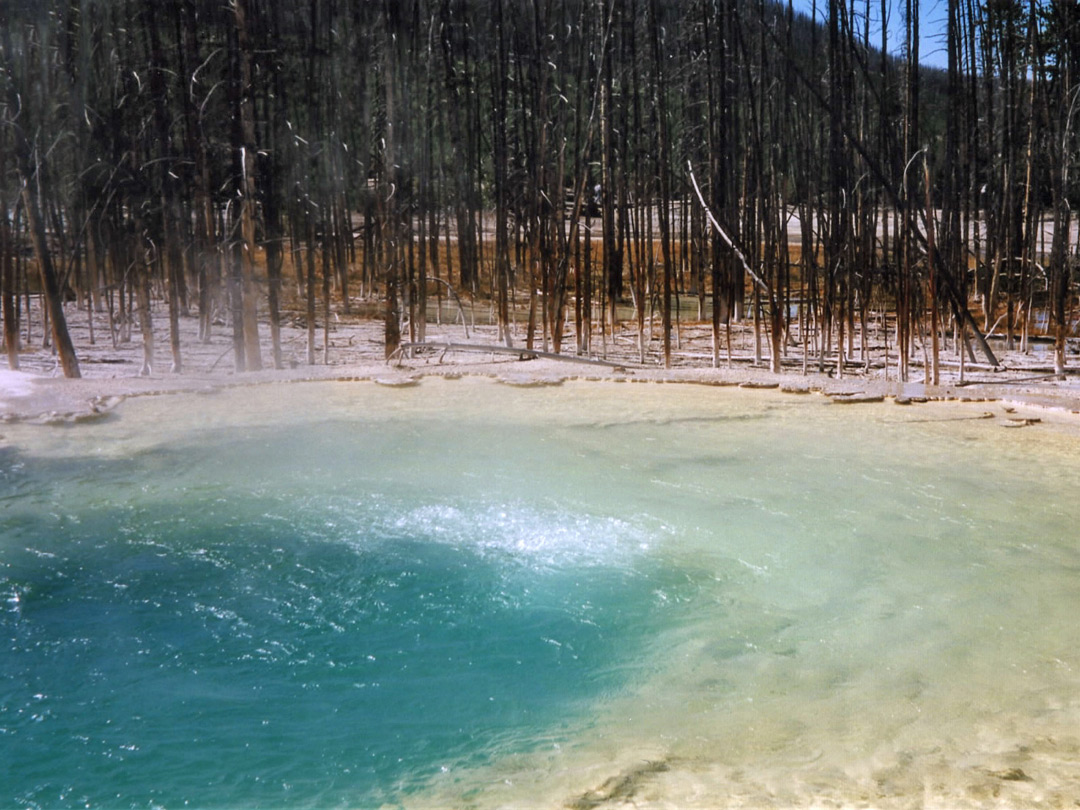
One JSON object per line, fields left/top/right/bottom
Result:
{"left": 2, "top": 378, "right": 1079, "bottom": 808}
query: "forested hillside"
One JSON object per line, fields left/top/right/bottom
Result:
{"left": 1, "top": 0, "right": 1077, "bottom": 379}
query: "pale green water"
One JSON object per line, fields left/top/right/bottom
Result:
{"left": 2, "top": 378, "right": 1079, "bottom": 808}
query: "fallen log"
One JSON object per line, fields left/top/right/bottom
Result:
{"left": 957, "top": 373, "right": 1066, "bottom": 387}
{"left": 390, "top": 341, "right": 635, "bottom": 370}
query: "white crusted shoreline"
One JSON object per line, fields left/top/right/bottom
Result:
{"left": 2, "top": 307, "right": 1079, "bottom": 425}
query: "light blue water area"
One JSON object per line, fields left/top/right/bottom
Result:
{"left": 1, "top": 410, "right": 691, "bottom": 809}
{"left": 3, "top": 379, "right": 1080, "bottom": 809}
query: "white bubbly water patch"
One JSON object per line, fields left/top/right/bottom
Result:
{"left": 381, "top": 502, "right": 661, "bottom": 571}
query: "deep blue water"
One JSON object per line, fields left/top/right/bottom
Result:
{"left": 1, "top": 422, "right": 685, "bottom": 809}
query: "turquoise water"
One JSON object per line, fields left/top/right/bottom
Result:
{"left": 3, "top": 379, "right": 1080, "bottom": 808}
{"left": 1, "top": 416, "right": 680, "bottom": 807}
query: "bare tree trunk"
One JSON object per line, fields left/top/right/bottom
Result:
{"left": 1, "top": 196, "right": 18, "bottom": 370}
{"left": 234, "top": 0, "right": 262, "bottom": 371}
{"left": 306, "top": 221, "right": 317, "bottom": 366}
{"left": 1047, "top": 1, "right": 1077, "bottom": 375}
{"left": 146, "top": 5, "right": 183, "bottom": 374}
{"left": 135, "top": 243, "right": 155, "bottom": 377}
{"left": 925, "top": 159, "right": 940, "bottom": 386}
{"left": 2, "top": 30, "right": 80, "bottom": 377}
{"left": 651, "top": 0, "right": 673, "bottom": 368}
{"left": 263, "top": 0, "right": 287, "bottom": 369}
{"left": 382, "top": 2, "right": 403, "bottom": 361}
{"left": 491, "top": 0, "right": 513, "bottom": 347}
{"left": 323, "top": 225, "right": 332, "bottom": 365}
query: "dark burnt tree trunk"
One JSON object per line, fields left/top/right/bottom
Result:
{"left": 1, "top": 140, "right": 18, "bottom": 370}
{"left": 491, "top": 0, "right": 513, "bottom": 347}
{"left": 1, "top": 25, "right": 80, "bottom": 378}
{"left": 145, "top": 4, "right": 183, "bottom": 373}
{"left": 233, "top": 0, "right": 262, "bottom": 371}
{"left": 650, "top": 0, "right": 674, "bottom": 368}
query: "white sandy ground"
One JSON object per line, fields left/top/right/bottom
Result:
{"left": 0, "top": 368, "right": 35, "bottom": 400}
{"left": 1, "top": 296, "right": 1079, "bottom": 423}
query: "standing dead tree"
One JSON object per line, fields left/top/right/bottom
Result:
{"left": 0, "top": 17, "right": 80, "bottom": 378}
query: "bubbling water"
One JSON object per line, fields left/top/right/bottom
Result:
{"left": 3, "top": 378, "right": 1080, "bottom": 809}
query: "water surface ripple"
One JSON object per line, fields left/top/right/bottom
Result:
{"left": 2, "top": 379, "right": 1079, "bottom": 809}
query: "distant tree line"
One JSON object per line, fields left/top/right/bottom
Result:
{"left": 1, "top": 0, "right": 1078, "bottom": 379}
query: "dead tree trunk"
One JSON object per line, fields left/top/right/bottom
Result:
{"left": 2, "top": 71, "right": 80, "bottom": 376}
{"left": 0, "top": 138, "right": 18, "bottom": 369}
{"left": 234, "top": 0, "right": 262, "bottom": 371}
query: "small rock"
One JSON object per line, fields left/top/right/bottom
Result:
{"left": 1004, "top": 416, "right": 1041, "bottom": 428}
{"left": 829, "top": 394, "right": 885, "bottom": 404}
{"left": 498, "top": 376, "right": 563, "bottom": 388}
{"left": 990, "top": 767, "right": 1032, "bottom": 782}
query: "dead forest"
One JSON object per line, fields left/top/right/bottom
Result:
{"left": 1, "top": 0, "right": 1078, "bottom": 381}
